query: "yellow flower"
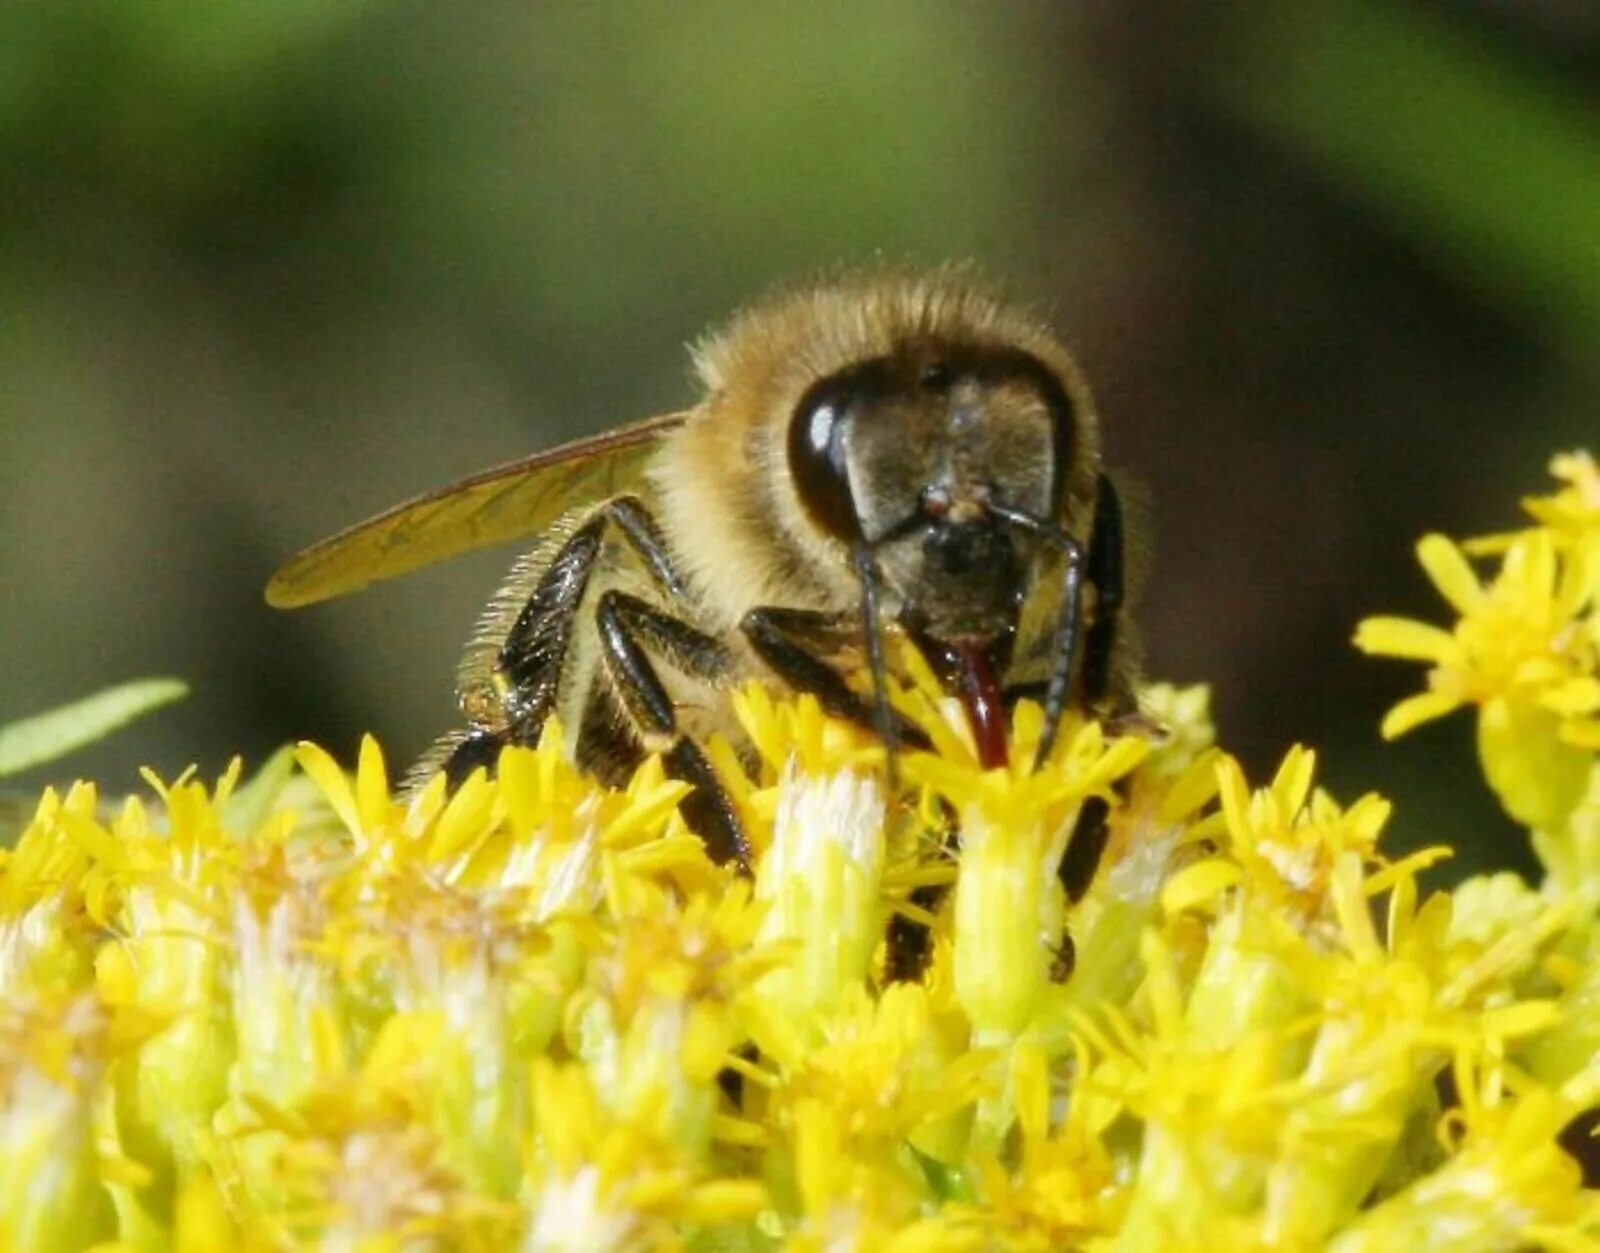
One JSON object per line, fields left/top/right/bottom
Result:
{"left": 0, "top": 783, "right": 101, "bottom": 996}
{"left": 571, "top": 878, "right": 781, "bottom": 1160}
{"left": 1465, "top": 449, "right": 1600, "bottom": 554}
{"left": 229, "top": 1033, "right": 514, "bottom": 1249}
{"left": 908, "top": 708, "right": 1148, "bottom": 1043}
{"left": 1354, "top": 529, "right": 1600, "bottom": 828}
{"left": 752, "top": 982, "right": 989, "bottom": 1239}
{"left": 1135, "top": 681, "right": 1217, "bottom": 781}
{"left": 1327, "top": 1059, "right": 1600, "bottom": 1251}
{"left": 89, "top": 767, "right": 241, "bottom": 1215}
{"left": 0, "top": 988, "right": 135, "bottom": 1250}
{"left": 1159, "top": 747, "right": 1441, "bottom": 936}
{"left": 753, "top": 757, "right": 888, "bottom": 1027}
{"left": 6, "top": 440, "right": 1600, "bottom": 1247}
{"left": 524, "top": 1057, "right": 766, "bottom": 1251}
{"left": 946, "top": 1041, "right": 1126, "bottom": 1248}
{"left": 1445, "top": 870, "right": 1547, "bottom": 948}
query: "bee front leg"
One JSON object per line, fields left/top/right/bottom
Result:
{"left": 991, "top": 476, "right": 1126, "bottom": 909}
{"left": 1052, "top": 475, "right": 1126, "bottom": 907}
{"left": 739, "top": 607, "right": 929, "bottom": 749}
{"left": 593, "top": 590, "right": 750, "bottom": 872}
{"left": 1079, "top": 472, "right": 1126, "bottom": 707}
{"left": 996, "top": 473, "right": 1127, "bottom": 754}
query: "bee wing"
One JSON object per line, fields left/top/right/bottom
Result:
{"left": 265, "top": 411, "right": 688, "bottom": 608}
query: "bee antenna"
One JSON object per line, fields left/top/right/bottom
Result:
{"left": 853, "top": 545, "right": 900, "bottom": 792}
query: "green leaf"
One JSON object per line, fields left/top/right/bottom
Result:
{"left": 1201, "top": 0, "right": 1600, "bottom": 363}
{"left": 0, "top": 678, "right": 189, "bottom": 778}
{"left": 910, "top": 1144, "right": 975, "bottom": 1204}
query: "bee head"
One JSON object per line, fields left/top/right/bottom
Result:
{"left": 787, "top": 342, "right": 1085, "bottom": 645}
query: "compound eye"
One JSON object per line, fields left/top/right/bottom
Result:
{"left": 788, "top": 376, "right": 865, "bottom": 542}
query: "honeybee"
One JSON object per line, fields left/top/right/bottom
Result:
{"left": 268, "top": 269, "right": 1135, "bottom": 875}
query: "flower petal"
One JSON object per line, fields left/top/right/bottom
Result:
{"left": 1352, "top": 616, "right": 1456, "bottom": 661}
{"left": 1160, "top": 858, "right": 1243, "bottom": 915}
{"left": 1417, "top": 534, "right": 1484, "bottom": 614}
{"left": 1380, "top": 691, "right": 1462, "bottom": 739}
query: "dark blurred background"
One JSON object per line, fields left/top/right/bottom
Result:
{"left": 4, "top": 1, "right": 1598, "bottom": 876}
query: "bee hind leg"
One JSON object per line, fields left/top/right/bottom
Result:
{"left": 593, "top": 589, "right": 751, "bottom": 872}
{"left": 403, "top": 724, "right": 509, "bottom": 795}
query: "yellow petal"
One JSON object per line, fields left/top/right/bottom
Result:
{"left": 1537, "top": 677, "right": 1600, "bottom": 717}
{"left": 679, "top": 1180, "right": 768, "bottom": 1223}
{"left": 294, "top": 741, "right": 361, "bottom": 838}
{"left": 1364, "top": 845, "right": 1452, "bottom": 895}
{"left": 1503, "top": 529, "right": 1558, "bottom": 598}
{"left": 354, "top": 734, "right": 391, "bottom": 830}
{"left": 175, "top": 1173, "right": 237, "bottom": 1253}
{"left": 1352, "top": 616, "right": 1456, "bottom": 661}
{"left": 1380, "top": 691, "right": 1462, "bottom": 739}
{"left": 1216, "top": 754, "right": 1252, "bottom": 844}
{"left": 1417, "top": 533, "right": 1484, "bottom": 614}
{"left": 1559, "top": 717, "right": 1600, "bottom": 749}
{"left": 1481, "top": 999, "right": 1561, "bottom": 1041}
{"left": 1460, "top": 529, "right": 1525, "bottom": 556}
{"left": 1157, "top": 747, "right": 1223, "bottom": 825}
{"left": 1269, "top": 744, "right": 1315, "bottom": 817}
{"left": 1160, "top": 858, "right": 1244, "bottom": 915}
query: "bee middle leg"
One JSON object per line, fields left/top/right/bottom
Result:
{"left": 593, "top": 590, "right": 751, "bottom": 872}
{"left": 428, "top": 494, "right": 691, "bottom": 789}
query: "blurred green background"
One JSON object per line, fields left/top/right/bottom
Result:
{"left": 4, "top": 1, "right": 1598, "bottom": 876}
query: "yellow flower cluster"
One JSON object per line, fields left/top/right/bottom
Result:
{"left": 1356, "top": 450, "right": 1600, "bottom": 830}
{"left": 3, "top": 452, "right": 1599, "bottom": 1250}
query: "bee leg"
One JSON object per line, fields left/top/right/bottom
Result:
{"left": 1079, "top": 473, "right": 1125, "bottom": 707}
{"left": 1047, "top": 478, "right": 1125, "bottom": 906}
{"left": 981, "top": 504, "right": 1085, "bottom": 770}
{"left": 990, "top": 475, "right": 1126, "bottom": 767}
{"left": 1057, "top": 795, "right": 1111, "bottom": 903}
{"left": 434, "top": 494, "right": 697, "bottom": 791}
{"left": 739, "top": 606, "right": 930, "bottom": 750}
{"left": 593, "top": 589, "right": 750, "bottom": 871}
{"left": 885, "top": 882, "right": 946, "bottom": 983}
{"left": 495, "top": 495, "right": 690, "bottom": 733}
{"left": 494, "top": 514, "right": 609, "bottom": 734}
{"left": 600, "top": 495, "right": 693, "bottom": 599}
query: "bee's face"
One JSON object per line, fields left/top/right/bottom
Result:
{"left": 788, "top": 342, "right": 1076, "bottom": 642}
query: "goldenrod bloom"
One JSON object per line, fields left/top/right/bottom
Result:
{"left": 1355, "top": 528, "right": 1600, "bottom": 827}
{"left": 1466, "top": 449, "right": 1600, "bottom": 554}
{"left": 2, "top": 451, "right": 1598, "bottom": 1248}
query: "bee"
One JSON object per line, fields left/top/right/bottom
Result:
{"left": 267, "top": 269, "right": 1135, "bottom": 877}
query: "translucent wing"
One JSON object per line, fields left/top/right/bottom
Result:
{"left": 266, "top": 411, "right": 687, "bottom": 608}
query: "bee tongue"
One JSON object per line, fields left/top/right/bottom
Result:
{"left": 953, "top": 642, "right": 1008, "bottom": 770}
